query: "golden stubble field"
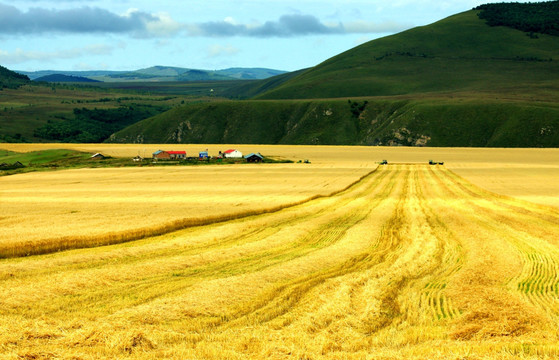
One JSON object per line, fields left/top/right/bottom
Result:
{"left": 0, "top": 144, "right": 559, "bottom": 359}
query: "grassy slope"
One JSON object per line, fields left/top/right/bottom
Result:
{"left": 5, "top": 10, "right": 559, "bottom": 147}
{"left": 0, "top": 65, "right": 29, "bottom": 89}
{"left": 256, "top": 11, "right": 559, "bottom": 99}
{"left": 109, "top": 97, "right": 559, "bottom": 147}
{"left": 110, "top": 10, "right": 559, "bottom": 147}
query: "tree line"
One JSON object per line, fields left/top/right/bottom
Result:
{"left": 475, "top": 1, "right": 559, "bottom": 37}
{"left": 33, "top": 104, "right": 169, "bottom": 143}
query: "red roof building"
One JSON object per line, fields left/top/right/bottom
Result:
{"left": 167, "top": 151, "right": 186, "bottom": 159}
{"left": 223, "top": 149, "right": 243, "bottom": 158}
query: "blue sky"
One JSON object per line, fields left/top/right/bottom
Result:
{"left": 0, "top": 0, "right": 533, "bottom": 72}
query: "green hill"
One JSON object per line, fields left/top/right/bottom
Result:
{"left": 255, "top": 9, "right": 559, "bottom": 99}
{"left": 0, "top": 65, "right": 30, "bottom": 89}
{"left": 5, "top": 2, "right": 559, "bottom": 147}
{"left": 110, "top": 3, "right": 559, "bottom": 147}
{"left": 108, "top": 98, "right": 559, "bottom": 147}
{"left": 34, "top": 74, "right": 101, "bottom": 83}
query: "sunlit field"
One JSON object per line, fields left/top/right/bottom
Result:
{"left": 0, "top": 164, "right": 370, "bottom": 258}
{"left": 1, "top": 144, "right": 559, "bottom": 359}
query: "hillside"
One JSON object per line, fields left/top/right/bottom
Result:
{"left": 0, "top": 65, "right": 30, "bottom": 89}
{"left": 255, "top": 9, "right": 559, "bottom": 99}
{"left": 110, "top": 4, "right": 559, "bottom": 147}
{"left": 5, "top": 2, "right": 559, "bottom": 147}
{"left": 108, "top": 98, "right": 559, "bottom": 147}
{"left": 475, "top": 1, "right": 559, "bottom": 36}
{"left": 34, "top": 74, "right": 101, "bottom": 83}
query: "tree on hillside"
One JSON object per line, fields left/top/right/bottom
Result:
{"left": 474, "top": 1, "right": 559, "bottom": 36}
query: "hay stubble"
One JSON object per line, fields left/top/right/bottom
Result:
{"left": 1, "top": 153, "right": 559, "bottom": 359}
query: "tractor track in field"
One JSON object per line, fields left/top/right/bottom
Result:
{"left": 2, "top": 164, "right": 559, "bottom": 359}
{"left": 0, "top": 167, "right": 382, "bottom": 259}
{"left": 428, "top": 165, "right": 559, "bottom": 318}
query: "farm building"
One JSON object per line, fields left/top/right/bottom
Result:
{"left": 153, "top": 150, "right": 170, "bottom": 160}
{"left": 153, "top": 150, "right": 186, "bottom": 160}
{"left": 245, "top": 153, "right": 264, "bottom": 163}
{"left": 90, "top": 153, "right": 106, "bottom": 160}
{"left": 223, "top": 149, "right": 243, "bottom": 158}
{"left": 168, "top": 151, "right": 186, "bottom": 160}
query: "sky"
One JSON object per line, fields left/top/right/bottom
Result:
{"left": 0, "top": 0, "right": 534, "bottom": 72}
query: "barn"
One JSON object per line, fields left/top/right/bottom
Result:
{"left": 245, "top": 153, "right": 264, "bottom": 163}
{"left": 223, "top": 149, "right": 243, "bottom": 158}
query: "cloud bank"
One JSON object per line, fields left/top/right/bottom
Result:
{"left": 192, "top": 14, "right": 344, "bottom": 37}
{"left": 0, "top": 4, "right": 149, "bottom": 34}
{"left": 0, "top": 3, "right": 410, "bottom": 38}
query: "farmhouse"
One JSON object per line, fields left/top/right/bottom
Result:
{"left": 153, "top": 150, "right": 186, "bottom": 160}
{"left": 223, "top": 149, "right": 243, "bottom": 158}
{"left": 245, "top": 153, "right": 264, "bottom": 163}
{"left": 168, "top": 151, "right": 186, "bottom": 160}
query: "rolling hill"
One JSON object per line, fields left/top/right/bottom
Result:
{"left": 255, "top": 9, "right": 559, "bottom": 99}
{"left": 0, "top": 65, "right": 30, "bottom": 89}
{"left": 34, "top": 74, "right": 101, "bottom": 83}
{"left": 4, "top": 2, "right": 559, "bottom": 147}
{"left": 108, "top": 98, "right": 559, "bottom": 147}
{"left": 110, "top": 4, "right": 559, "bottom": 147}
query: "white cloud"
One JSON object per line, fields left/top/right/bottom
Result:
{"left": 144, "top": 12, "right": 183, "bottom": 37}
{"left": 0, "top": 3, "right": 182, "bottom": 38}
{"left": 224, "top": 17, "right": 236, "bottom": 24}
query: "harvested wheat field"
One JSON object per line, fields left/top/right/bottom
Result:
{"left": 1, "top": 146, "right": 559, "bottom": 359}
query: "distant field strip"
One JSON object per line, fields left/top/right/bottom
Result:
{"left": 1, "top": 165, "right": 559, "bottom": 359}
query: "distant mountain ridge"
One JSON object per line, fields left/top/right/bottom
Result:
{"left": 17, "top": 66, "right": 287, "bottom": 82}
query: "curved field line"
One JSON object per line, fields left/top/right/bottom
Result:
{"left": 0, "top": 167, "right": 381, "bottom": 259}
{"left": 2, "top": 164, "right": 559, "bottom": 359}
{"left": 0, "top": 166, "right": 401, "bottom": 317}
{"left": 413, "top": 166, "right": 464, "bottom": 321}
{"left": 427, "top": 166, "right": 559, "bottom": 329}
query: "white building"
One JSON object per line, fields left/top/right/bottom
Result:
{"left": 223, "top": 149, "right": 243, "bottom": 158}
